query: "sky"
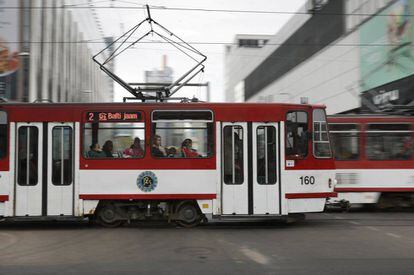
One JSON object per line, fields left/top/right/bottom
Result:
{"left": 95, "top": 0, "right": 307, "bottom": 102}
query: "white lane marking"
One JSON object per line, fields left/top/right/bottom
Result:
{"left": 386, "top": 233, "right": 401, "bottom": 239}
{"left": 366, "top": 226, "right": 380, "bottom": 231}
{"left": 240, "top": 247, "right": 270, "bottom": 265}
{"left": 349, "top": 221, "right": 360, "bottom": 225}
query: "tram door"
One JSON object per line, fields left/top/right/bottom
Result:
{"left": 221, "top": 122, "right": 280, "bottom": 215}
{"left": 15, "top": 123, "right": 74, "bottom": 216}
{"left": 15, "top": 123, "right": 43, "bottom": 216}
{"left": 47, "top": 123, "right": 74, "bottom": 215}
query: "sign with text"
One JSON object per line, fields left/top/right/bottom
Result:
{"left": 86, "top": 112, "right": 143, "bottom": 122}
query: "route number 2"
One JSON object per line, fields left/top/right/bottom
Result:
{"left": 300, "top": 176, "right": 315, "bottom": 185}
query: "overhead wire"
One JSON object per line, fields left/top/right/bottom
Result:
{"left": 0, "top": 4, "right": 410, "bottom": 18}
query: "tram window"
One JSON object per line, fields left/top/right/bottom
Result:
{"left": 257, "top": 126, "right": 277, "bottom": 185}
{"left": 0, "top": 111, "right": 7, "bottom": 159}
{"left": 366, "top": 124, "right": 413, "bottom": 160}
{"left": 223, "top": 126, "right": 244, "bottom": 185}
{"left": 17, "top": 126, "right": 38, "bottom": 186}
{"left": 52, "top": 127, "right": 73, "bottom": 185}
{"left": 83, "top": 122, "right": 145, "bottom": 159}
{"left": 313, "top": 109, "right": 332, "bottom": 158}
{"left": 329, "top": 124, "right": 359, "bottom": 161}
{"left": 286, "top": 111, "right": 308, "bottom": 158}
{"left": 151, "top": 110, "right": 214, "bottom": 158}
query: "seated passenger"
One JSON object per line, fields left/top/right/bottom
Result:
{"left": 102, "top": 140, "right": 114, "bottom": 158}
{"left": 181, "top": 138, "right": 200, "bottom": 158}
{"left": 166, "top": 147, "right": 177, "bottom": 157}
{"left": 152, "top": 135, "right": 166, "bottom": 157}
{"left": 123, "top": 137, "right": 144, "bottom": 158}
{"left": 88, "top": 143, "right": 106, "bottom": 158}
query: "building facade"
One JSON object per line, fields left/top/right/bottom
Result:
{"left": 224, "top": 0, "right": 411, "bottom": 114}
{"left": 0, "top": 0, "right": 114, "bottom": 103}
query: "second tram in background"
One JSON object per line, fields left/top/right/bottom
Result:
{"left": 328, "top": 115, "right": 414, "bottom": 208}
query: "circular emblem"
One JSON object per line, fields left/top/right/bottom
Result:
{"left": 137, "top": 171, "right": 158, "bottom": 192}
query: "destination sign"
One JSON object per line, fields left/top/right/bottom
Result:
{"left": 86, "top": 112, "right": 142, "bottom": 122}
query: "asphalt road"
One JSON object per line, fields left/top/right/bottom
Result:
{"left": 0, "top": 211, "right": 414, "bottom": 275}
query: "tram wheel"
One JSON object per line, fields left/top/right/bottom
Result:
{"left": 97, "top": 204, "right": 124, "bottom": 228}
{"left": 175, "top": 202, "right": 201, "bottom": 228}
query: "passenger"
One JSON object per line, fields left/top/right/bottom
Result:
{"left": 124, "top": 137, "right": 144, "bottom": 158}
{"left": 88, "top": 143, "right": 106, "bottom": 158}
{"left": 181, "top": 138, "right": 200, "bottom": 157}
{"left": 152, "top": 135, "right": 166, "bottom": 157}
{"left": 166, "top": 147, "right": 177, "bottom": 157}
{"left": 102, "top": 140, "right": 114, "bottom": 158}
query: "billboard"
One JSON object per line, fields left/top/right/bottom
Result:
{"left": 0, "top": 0, "right": 20, "bottom": 99}
{"left": 360, "top": 0, "right": 414, "bottom": 92}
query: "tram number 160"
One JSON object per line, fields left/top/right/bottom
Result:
{"left": 300, "top": 176, "right": 315, "bottom": 185}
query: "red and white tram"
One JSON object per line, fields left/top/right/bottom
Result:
{"left": 328, "top": 115, "right": 414, "bottom": 208}
{"left": 0, "top": 102, "right": 335, "bottom": 226}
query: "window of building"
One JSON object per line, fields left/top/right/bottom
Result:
{"left": 313, "top": 109, "right": 332, "bottom": 158}
{"left": 151, "top": 110, "right": 214, "bottom": 158}
{"left": 329, "top": 124, "right": 360, "bottom": 160}
{"left": 0, "top": 111, "right": 7, "bottom": 159}
{"left": 52, "top": 127, "right": 73, "bottom": 185}
{"left": 238, "top": 39, "right": 260, "bottom": 48}
{"left": 286, "top": 111, "right": 308, "bottom": 158}
{"left": 83, "top": 111, "right": 145, "bottom": 159}
{"left": 257, "top": 126, "right": 277, "bottom": 185}
{"left": 17, "top": 126, "right": 38, "bottom": 186}
{"left": 366, "top": 124, "right": 413, "bottom": 160}
{"left": 223, "top": 125, "right": 244, "bottom": 185}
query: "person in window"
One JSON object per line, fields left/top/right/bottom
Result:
{"left": 181, "top": 138, "right": 200, "bottom": 158}
{"left": 152, "top": 135, "right": 166, "bottom": 157}
{"left": 88, "top": 143, "right": 105, "bottom": 158}
{"left": 166, "top": 147, "right": 177, "bottom": 157}
{"left": 124, "top": 137, "right": 144, "bottom": 158}
{"left": 102, "top": 140, "right": 114, "bottom": 158}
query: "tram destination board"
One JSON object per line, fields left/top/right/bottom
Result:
{"left": 86, "top": 111, "right": 143, "bottom": 122}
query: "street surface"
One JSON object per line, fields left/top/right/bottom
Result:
{"left": 0, "top": 211, "right": 414, "bottom": 274}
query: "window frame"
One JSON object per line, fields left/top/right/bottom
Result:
{"left": 17, "top": 126, "right": 39, "bottom": 186}
{"left": 151, "top": 110, "right": 215, "bottom": 159}
{"left": 329, "top": 123, "right": 360, "bottom": 161}
{"left": 82, "top": 110, "right": 146, "bottom": 160}
{"left": 256, "top": 125, "right": 277, "bottom": 185}
{"left": 51, "top": 126, "right": 73, "bottom": 186}
{"left": 223, "top": 125, "right": 244, "bottom": 185}
{"left": 312, "top": 109, "right": 332, "bottom": 159}
{"left": 365, "top": 122, "right": 414, "bottom": 161}
{"left": 285, "top": 110, "right": 309, "bottom": 159}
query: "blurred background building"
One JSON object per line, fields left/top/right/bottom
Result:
{"left": 225, "top": 0, "right": 414, "bottom": 114}
{"left": 0, "top": 0, "right": 114, "bottom": 103}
